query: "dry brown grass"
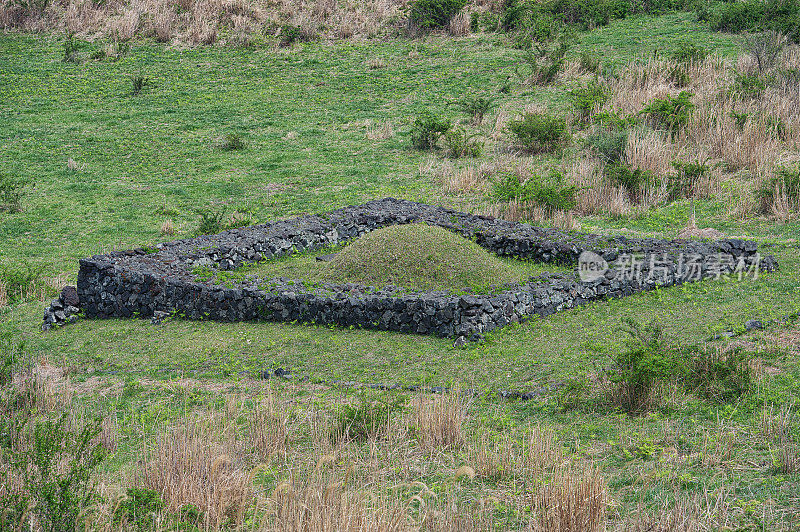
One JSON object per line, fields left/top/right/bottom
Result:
{"left": 365, "top": 119, "right": 394, "bottom": 140}
{"left": 531, "top": 467, "right": 607, "bottom": 532}
{"left": 247, "top": 391, "right": 290, "bottom": 461}
{"left": 0, "top": 0, "right": 410, "bottom": 45}
{"left": 137, "top": 413, "right": 255, "bottom": 529}
{"left": 409, "top": 391, "right": 466, "bottom": 451}
{"left": 160, "top": 219, "right": 175, "bottom": 236}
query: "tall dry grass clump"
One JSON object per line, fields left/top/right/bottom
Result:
{"left": 247, "top": 391, "right": 290, "bottom": 461}
{"left": 0, "top": 0, "right": 409, "bottom": 45}
{"left": 531, "top": 467, "right": 607, "bottom": 532}
{"left": 268, "top": 475, "right": 408, "bottom": 531}
{"left": 137, "top": 414, "right": 254, "bottom": 529}
{"left": 410, "top": 390, "right": 467, "bottom": 451}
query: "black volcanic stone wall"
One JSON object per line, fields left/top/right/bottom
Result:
{"left": 72, "top": 198, "right": 778, "bottom": 342}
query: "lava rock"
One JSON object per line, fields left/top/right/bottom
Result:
{"left": 61, "top": 286, "right": 80, "bottom": 307}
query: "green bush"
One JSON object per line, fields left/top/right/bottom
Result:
{"left": 517, "top": 37, "right": 570, "bottom": 85}
{"left": 579, "top": 50, "right": 602, "bottom": 73}
{"left": 114, "top": 488, "right": 166, "bottom": 531}
{"left": 757, "top": 165, "right": 800, "bottom": 213}
{"left": 130, "top": 72, "right": 149, "bottom": 96}
{"left": 607, "top": 318, "right": 678, "bottom": 414}
{"left": 409, "top": 0, "right": 468, "bottom": 29}
{"left": 569, "top": 80, "right": 609, "bottom": 121}
{"left": 458, "top": 95, "right": 493, "bottom": 124}
{"left": 62, "top": 34, "right": 81, "bottom": 63}
{"left": 410, "top": 112, "right": 452, "bottom": 150}
{"left": 444, "top": 128, "right": 483, "bottom": 158}
{"left": 744, "top": 30, "right": 788, "bottom": 73}
{"left": 278, "top": 24, "right": 316, "bottom": 47}
{"left": 220, "top": 133, "right": 245, "bottom": 151}
{"left": 491, "top": 170, "right": 578, "bottom": 213}
{"left": 605, "top": 162, "right": 651, "bottom": 200}
{"left": 1, "top": 411, "right": 105, "bottom": 531}
{"left": 703, "top": 0, "right": 800, "bottom": 43}
{"left": 669, "top": 159, "right": 709, "bottom": 200}
{"left": 670, "top": 39, "right": 708, "bottom": 63}
{"left": 639, "top": 90, "right": 694, "bottom": 134}
{"left": 587, "top": 128, "right": 628, "bottom": 164}
{"left": 196, "top": 208, "right": 228, "bottom": 236}
{"left": 508, "top": 112, "right": 570, "bottom": 153}
{"left": 331, "top": 397, "right": 403, "bottom": 442}
{"left": 729, "top": 72, "right": 771, "bottom": 99}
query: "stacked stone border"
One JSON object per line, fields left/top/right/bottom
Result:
{"left": 73, "top": 198, "right": 777, "bottom": 342}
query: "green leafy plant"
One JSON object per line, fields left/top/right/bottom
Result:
{"left": 220, "top": 133, "right": 245, "bottom": 151}
{"left": 606, "top": 318, "right": 678, "bottom": 414}
{"left": 444, "top": 127, "right": 483, "bottom": 158}
{"left": 669, "top": 158, "right": 709, "bottom": 200}
{"left": 587, "top": 128, "right": 628, "bottom": 164}
{"left": 130, "top": 72, "right": 149, "bottom": 96}
{"left": 670, "top": 39, "right": 708, "bottom": 63}
{"left": 729, "top": 72, "right": 771, "bottom": 100}
{"left": 278, "top": 24, "right": 315, "bottom": 47}
{"left": 517, "top": 38, "right": 570, "bottom": 85}
{"left": 408, "top": 0, "right": 468, "bottom": 29}
{"left": 196, "top": 208, "right": 228, "bottom": 236}
{"left": 579, "top": 50, "right": 601, "bottom": 73}
{"left": 639, "top": 90, "right": 694, "bottom": 134}
{"left": 569, "top": 80, "right": 609, "bottom": 122}
{"left": 729, "top": 110, "right": 750, "bottom": 130}
{"left": 458, "top": 95, "right": 493, "bottom": 124}
{"left": 62, "top": 33, "right": 81, "bottom": 63}
{"left": 508, "top": 112, "right": 570, "bottom": 153}
{"left": 684, "top": 347, "right": 753, "bottom": 402}
{"left": 410, "top": 112, "right": 452, "bottom": 150}
{"left": 605, "top": 162, "right": 650, "bottom": 200}
{"left": 331, "top": 396, "right": 404, "bottom": 442}
{"left": 491, "top": 170, "right": 578, "bottom": 214}
{"left": 114, "top": 487, "right": 166, "bottom": 531}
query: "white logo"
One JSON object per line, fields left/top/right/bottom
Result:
{"left": 578, "top": 251, "right": 608, "bottom": 282}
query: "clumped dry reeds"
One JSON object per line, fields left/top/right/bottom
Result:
{"left": 0, "top": 0, "right": 410, "bottom": 45}
{"left": 409, "top": 390, "right": 467, "bottom": 451}
{"left": 531, "top": 467, "right": 607, "bottom": 532}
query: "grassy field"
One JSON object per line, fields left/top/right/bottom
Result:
{"left": 2, "top": 9, "right": 800, "bottom": 531}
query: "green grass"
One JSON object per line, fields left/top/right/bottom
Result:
{"left": 1, "top": 13, "right": 800, "bottom": 528}
{"left": 239, "top": 223, "right": 570, "bottom": 292}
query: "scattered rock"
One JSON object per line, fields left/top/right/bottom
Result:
{"left": 315, "top": 253, "right": 338, "bottom": 262}
{"left": 42, "top": 288, "right": 82, "bottom": 331}
{"left": 453, "top": 336, "right": 467, "bottom": 348}
{"left": 150, "top": 310, "right": 170, "bottom": 325}
{"left": 61, "top": 286, "right": 80, "bottom": 307}
{"left": 745, "top": 319, "right": 764, "bottom": 331}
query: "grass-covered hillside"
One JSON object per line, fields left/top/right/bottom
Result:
{"left": 1, "top": 2, "right": 800, "bottom": 530}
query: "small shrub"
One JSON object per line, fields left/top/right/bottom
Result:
{"left": 757, "top": 165, "right": 800, "bottom": 213}
{"left": 62, "top": 33, "right": 81, "bottom": 63}
{"left": 593, "top": 110, "right": 638, "bottom": 130}
{"left": 410, "top": 112, "right": 452, "bottom": 150}
{"left": 579, "top": 50, "right": 601, "bottom": 73}
{"left": 606, "top": 318, "right": 678, "bottom": 414}
{"left": 706, "top": 0, "right": 767, "bottom": 34}
{"left": 130, "top": 72, "right": 149, "bottom": 96}
{"left": 669, "top": 158, "right": 709, "bottom": 200}
{"left": 729, "top": 110, "right": 750, "bottom": 129}
{"left": 729, "top": 72, "right": 772, "bottom": 99}
{"left": 587, "top": 128, "right": 628, "bottom": 164}
{"left": 196, "top": 208, "right": 228, "bottom": 235}
{"left": 670, "top": 39, "right": 708, "bottom": 63}
{"left": 444, "top": 128, "right": 483, "bottom": 158}
{"left": 3, "top": 413, "right": 105, "bottom": 532}
{"left": 458, "top": 95, "right": 493, "bottom": 124}
{"left": 278, "top": 24, "right": 315, "bottom": 47}
{"left": 0, "top": 173, "right": 28, "bottom": 213}
{"left": 744, "top": 30, "right": 788, "bottom": 73}
{"left": 684, "top": 347, "right": 753, "bottom": 402}
{"left": 491, "top": 170, "right": 578, "bottom": 214}
{"left": 518, "top": 38, "right": 570, "bottom": 85}
{"left": 569, "top": 80, "right": 609, "bottom": 121}
{"left": 605, "top": 162, "right": 650, "bottom": 199}
{"left": 114, "top": 488, "right": 166, "bottom": 531}
{"left": 331, "top": 397, "right": 403, "bottom": 442}
{"left": 409, "top": 0, "right": 468, "bottom": 30}
{"left": 508, "top": 112, "right": 570, "bottom": 153}
{"left": 639, "top": 90, "right": 694, "bottom": 134}
{"left": 220, "top": 133, "right": 245, "bottom": 151}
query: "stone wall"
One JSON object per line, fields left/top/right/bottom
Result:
{"left": 73, "top": 198, "right": 778, "bottom": 342}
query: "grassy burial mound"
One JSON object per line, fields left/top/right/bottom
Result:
{"left": 316, "top": 223, "right": 541, "bottom": 292}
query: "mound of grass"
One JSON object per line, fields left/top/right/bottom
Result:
{"left": 316, "top": 223, "right": 542, "bottom": 292}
